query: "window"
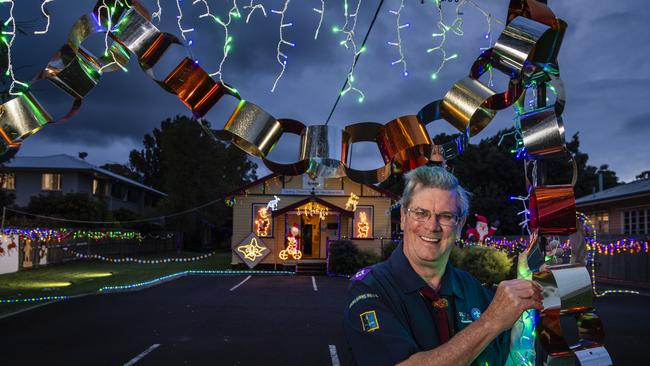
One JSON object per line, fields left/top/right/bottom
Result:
{"left": 1, "top": 173, "right": 15, "bottom": 190}
{"left": 353, "top": 206, "right": 374, "bottom": 239}
{"left": 252, "top": 204, "right": 273, "bottom": 237}
{"left": 41, "top": 173, "right": 62, "bottom": 191}
{"left": 589, "top": 212, "right": 609, "bottom": 234}
{"left": 623, "top": 209, "right": 650, "bottom": 235}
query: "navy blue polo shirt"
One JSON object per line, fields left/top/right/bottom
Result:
{"left": 343, "top": 244, "right": 510, "bottom": 365}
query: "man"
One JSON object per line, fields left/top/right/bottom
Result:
{"left": 343, "top": 165, "right": 542, "bottom": 365}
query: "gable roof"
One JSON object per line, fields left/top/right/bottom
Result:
{"left": 576, "top": 178, "right": 650, "bottom": 206}
{"left": 225, "top": 173, "right": 399, "bottom": 200}
{"left": 272, "top": 196, "right": 354, "bottom": 217}
{"left": 2, "top": 154, "right": 166, "bottom": 196}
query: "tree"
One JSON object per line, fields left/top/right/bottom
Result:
{"left": 129, "top": 115, "right": 258, "bottom": 248}
{"left": 18, "top": 192, "right": 111, "bottom": 227}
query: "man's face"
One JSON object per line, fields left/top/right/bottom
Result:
{"left": 400, "top": 185, "right": 465, "bottom": 269}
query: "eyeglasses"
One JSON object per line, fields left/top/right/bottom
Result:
{"left": 406, "top": 207, "right": 459, "bottom": 227}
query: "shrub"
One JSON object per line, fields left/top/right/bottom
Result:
{"left": 449, "top": 246, "right": 512, "bottom": 286}
{"left": 329, "top": 240, "right": 379, "bottom": 276}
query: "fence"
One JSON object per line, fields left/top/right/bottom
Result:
{"left": 1, "top": 230, "right": 179, "bottom": 272}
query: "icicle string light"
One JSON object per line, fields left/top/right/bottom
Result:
{"left": 243, "top": 0, "right": 266, "bottom": 23}
{"left": 270, "top": 0, "right": 293, "bottom": 93}
{"left": 1, "top": 0, "right": 30, "bottom": 95}
{"left": 313, "top": 0, "right": 325, "bottom": 40}
{"left": 334, "top": 0, "right": 365, "bottom": 103}
{"left": 151, "top": 0, "right": 162, "bottom": 23}
{"left": 193, "top": 0, "right": 241, "bottom": 85}
{"left": 96, "top": 0, "right": 128, "bottom": 73}
{"left": 388, "top": 0, "right": 409, "bottom": 77}
{"left": 70, "top": 250, "right": 218, "bottom": 264}
{"left": 510, "top": 188, "right": 532, "bottom": 235}
{"left": 175, "top": 0, "right": 195, "bottom": 47}
{"left": 34, "top": 0, "right": 54, "bottom": 35}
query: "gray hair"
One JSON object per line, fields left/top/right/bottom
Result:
{"left": 399, "top": 166, "right": 470, "bottom": 218}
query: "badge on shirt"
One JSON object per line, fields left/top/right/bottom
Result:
{"left": 471, "top": 307, "right": 482, "bottom": 320}
{"left": 360, "top": 310, "right": 380, "bottom": 332}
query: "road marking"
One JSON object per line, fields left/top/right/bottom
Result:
{"left": 123, "top": 343, "right": 160, "bottom": 366}
{"left": 329, "top": 344, "right": 340, "bottom": 366}
{"left": 312, "top": 276, "right": 318, "bottom": 291}
{"left": 229, "top": 275, "right": 252, "bottom": 291}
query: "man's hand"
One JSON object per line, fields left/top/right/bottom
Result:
{"left": 481, "top": 279, "right": 543, "bottom": 333}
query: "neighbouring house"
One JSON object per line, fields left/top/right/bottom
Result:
{"left": 228, "top": 173, "right": 398, "bottom": 270}
{"left": 0, "top": 154, "right": 165, "bottom": 213}
{"left": 576, "top": 177, "right": 650, "bottom": 236}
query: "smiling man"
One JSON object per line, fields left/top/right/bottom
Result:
{"left": 343, "top": 165, "right": 542, "bottom": 366}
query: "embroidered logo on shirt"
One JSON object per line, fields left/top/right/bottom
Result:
{"left": 360, "top": 310, "right": 380, "bottom": 332}
{"left": 458, "top": 311, "right": 473, "bottom": 324}
{"left": 352, "top": 267, "right": 372, "bottom": 281}
{"left": 348, "top": 293, "right": 379, "bottom": 309}
{"left": 471, "top": 307, "right": 482, "bottom": 320}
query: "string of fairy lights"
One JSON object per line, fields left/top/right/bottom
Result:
{"left": 68, "top": 250, "right": 217, "bottom": 264}
{"left": 1, "top": 0, "right": 507, "bottom": 103}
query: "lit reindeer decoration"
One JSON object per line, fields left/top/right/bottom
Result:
{"left": 267, "top": 195, "right": 281, "bottom": 211}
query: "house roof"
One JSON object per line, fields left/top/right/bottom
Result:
{"left": 272, "top": 196, "right": 355, "bottom": 217}
{"left": 2, "top": 154, "right": 166, "bottom": 196}
{"left": 226, "top": 173, "right": 400, "bottom": 200}
{"left": 576, "top": 178, "right": 650, "bottom": 206}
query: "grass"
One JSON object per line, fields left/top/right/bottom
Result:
{"left": 0, "top": 251, "right": 233, "bottom": 316}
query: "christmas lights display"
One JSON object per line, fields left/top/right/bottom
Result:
{"left": 345, "top": 193, "right": 359, "bottom": 211}
{"left": 68, "top": 250, "right": 217, "bottom": 264}
{"left": 279, "top": 235, "right": 302, "bottom": 260}
{"left": 0, "top": 228, "right": 142, "bottom": 243}
{"left": 297, "top": 202, "right": 328, "bottom": 220}
{"left": 233, "top": 233, "right": 269, "bottom": 268}
{"left": 356, "top": 212, "right": 369, "bottom": 238}
{"left": 254, "top": 206, "right": 271, "bottom": 237}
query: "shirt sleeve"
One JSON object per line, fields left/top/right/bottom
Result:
{"left": 343, "top": 280, "right": 418, "bottom": 366}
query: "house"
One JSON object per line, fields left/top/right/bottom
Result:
{"left": 575, "top": 177, "right": 650, "bottom": 236}
{"left": 0, "top": 154, "right": 165, "bottom": 213}
{"left": 228, "top": 173, "right": 398, "bottom": 270}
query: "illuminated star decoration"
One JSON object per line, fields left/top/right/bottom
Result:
{"left": 238, "top": 237, "right": 267, "bottom": 261}
{"left": 270, "top": 0, "right": 294, "bottom": 92}
{"left": 333, "top": 0, "right": 365, "bottom": 103}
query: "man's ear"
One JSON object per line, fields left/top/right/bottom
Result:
{"left": 457, "top": 216, "right": 467, "bottom": 236}
{"left": 400, "top": 208, "right": 406, "bottom": 231}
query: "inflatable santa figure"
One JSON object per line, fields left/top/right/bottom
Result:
{"left": 465, "top": 214, "right": 498, "bottom": 242}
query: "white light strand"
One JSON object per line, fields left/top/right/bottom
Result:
{"left": 34, "top": 0, "right": 54, "bottom": 35}
{"left": 511, "top": 188, "right": 532, "bottom": 235}
{"left": 243, "top": 0, "right": 266, "bottom": 23}
{"left": 96, "top": 0, "right": 128, "bottom": 73}
{"left": 1, "top": 0, "right": 29, "bottom": 95}
{"left": 466, "top": 0, "right": 504, "bottom": 87}
{"left": 388, "top": 0, "right": 409, "bottom": 77}
{"left": 175, "top": 0, "right": 195, "bottom": 46}
{"left": 336, "top": 0, "right": 365, "bottom": 103}
{"left": 427, "top": 0, "right": 462, "bottom": 81}
{"left": 152, "top": 0, "right": 162, "bottom": 24}
{"left": 193, "top": 0, "right": 240, "bottom": 87}
{"left": 270, "top": 0, "right": 294, "bottom": 93}
{"left": 313, "top": 0, "right": 325, "bottom": 40}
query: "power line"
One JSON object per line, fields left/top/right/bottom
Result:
{"left": 3, "top": 195, "right": 227, "bottom": 225}
{"left": 325, "top": 0, "right": 386, "bottom": 125}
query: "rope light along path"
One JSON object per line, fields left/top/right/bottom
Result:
{"left": 576, "top": 212, "right": 640, "bottom": 297}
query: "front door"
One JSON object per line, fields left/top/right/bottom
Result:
{"left": 300, "top": 214, "right": 321, "bottom": 258}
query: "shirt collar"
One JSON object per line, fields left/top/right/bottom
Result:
{"left": 388, "top": 243, "right": 464, "bottom": 300}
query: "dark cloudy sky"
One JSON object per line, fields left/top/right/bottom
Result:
{"left": 7, "top": 0, "right": 650, "bottom": 182}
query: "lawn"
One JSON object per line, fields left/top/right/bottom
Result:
{"left": 0, "top": 251, "right": 233, "bottom": 316}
